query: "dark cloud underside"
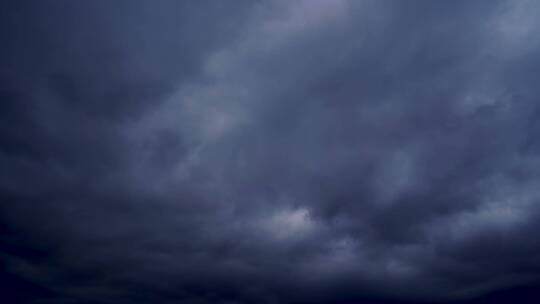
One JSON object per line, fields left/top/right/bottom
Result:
{"left": 2, "top": 1, "right": 540, "bottom": 303}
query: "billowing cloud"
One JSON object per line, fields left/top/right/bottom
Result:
{"left": 2, "top": 1, "right": 540, "bottom": 303}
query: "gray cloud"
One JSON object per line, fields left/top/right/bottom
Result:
{"left": 2, "top": 1, "right": 540, "bottom": 303}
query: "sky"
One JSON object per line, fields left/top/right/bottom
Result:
{"left": 2, "top": 1, "right": 540, "bottom": 303}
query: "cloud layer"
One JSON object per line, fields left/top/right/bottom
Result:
{"left": 2, "top": 1, "right": 540, "bottom": 303}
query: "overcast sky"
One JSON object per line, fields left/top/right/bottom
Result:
{"left": 2, "top": 1, "right": 540, "bottom": 303}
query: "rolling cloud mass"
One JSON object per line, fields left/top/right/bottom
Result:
{"left": 2, "top": 1, "right": 540, "bottom": 303}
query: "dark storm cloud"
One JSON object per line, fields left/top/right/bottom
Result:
{"left": 2, "top": 1, "right": 540, "bottom": 303}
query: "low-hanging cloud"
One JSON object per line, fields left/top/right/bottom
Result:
{"left": 2, "top": 1, "right": 540, "bottom": 303}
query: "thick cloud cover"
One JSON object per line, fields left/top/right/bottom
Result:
{"left": 3, "top": 1, "right": 540, "bottom": 303}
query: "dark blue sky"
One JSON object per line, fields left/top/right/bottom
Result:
{"left": 2, "top": 1, "right": 540, "bottom": 303}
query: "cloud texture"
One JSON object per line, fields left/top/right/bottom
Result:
{"left": 2, "top": 1, "right": 540, "bottom": 303}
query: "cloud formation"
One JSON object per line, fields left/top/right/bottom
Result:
{"left": 2, "top": 1, "right": 540, "bottom": 303}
